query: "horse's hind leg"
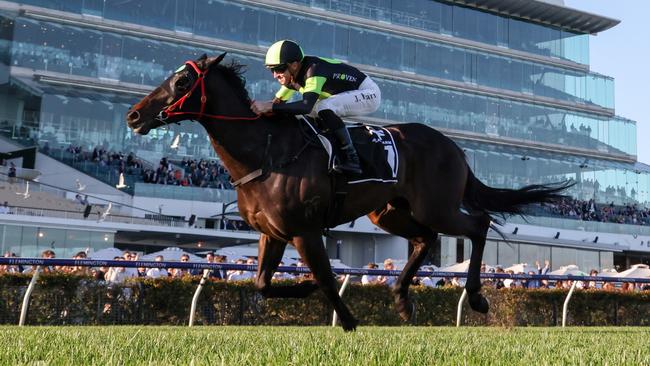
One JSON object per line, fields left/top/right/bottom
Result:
{"left": 465, "top": 220, "right": 491, "bottom": 313}
{"left": 255, "top": 233, "right": 319, "bottom": 298}
{"left": 368, "top": 203, "right": 438, "bottom": 322}
{"left": 293, "top": 232, "right": 358, "bottom": 331}
{"left": 425, "top": 211, "right": 491, "bottom": 314}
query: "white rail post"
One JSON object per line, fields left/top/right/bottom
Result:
{"left": 189, "top": 269, "right": 211, "bottom": 327}
{"left": 456, "top": 289, "right": 468, "bottom": 327}
{"left": 19, "top": 265, "right": 42, "bottom": 326}
{"left": 332, "top": 274, "right": 352, "bottom": 327}
{"left": 562, "top": 280, "right": 578, "bottom": 328}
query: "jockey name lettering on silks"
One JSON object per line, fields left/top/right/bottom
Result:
{"left": 354, "top": 92, "right": 377, "bottom": 103}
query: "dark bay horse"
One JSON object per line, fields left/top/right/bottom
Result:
{"left": 126, "top": 54, "right": 570, "bottom": 331}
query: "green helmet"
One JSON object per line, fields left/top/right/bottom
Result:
{"left": 265, "top": 40, "right": 304, "bottom": 68}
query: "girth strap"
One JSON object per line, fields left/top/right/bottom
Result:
{"left": 231, "top": 134, "right": 272, "bottom": 189}
{"left": 230, "top": 126, "right": 318, "bottom": 189}
{"left": 231, "top": 169, "right": 264, "bottom": 188}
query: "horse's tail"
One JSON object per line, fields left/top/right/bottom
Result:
{"left": 463, "top": 170, "right": 574, "bottom": 219}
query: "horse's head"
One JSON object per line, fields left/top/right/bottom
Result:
{"left": 126, "top": 53, "right": 226, "bottom": 135}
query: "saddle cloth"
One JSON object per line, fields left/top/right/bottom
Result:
{"left": 298, "top": 116, "right": 399, "bottom": 184}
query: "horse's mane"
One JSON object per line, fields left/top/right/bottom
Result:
{"left": 214, "top": 61, "right": 251, "bottom": 105}
{"left": 213, "top": 60, "right": 297, "bottom": 125}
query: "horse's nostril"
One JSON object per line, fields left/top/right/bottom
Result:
{"left": 127, "top": 110, "right": 140, "bottom": 123}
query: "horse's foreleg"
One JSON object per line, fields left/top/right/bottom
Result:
{"left": 368, "top": 206, "right": 437, "bottom": 322}
{"left": 394, "top": 235, "right": 436, "bottom": 321}
{"left": 255, "top": 233, "right": 318, "bottom": 298}
{"left": 293, "top": 232, "right": 358, "bottom": 331}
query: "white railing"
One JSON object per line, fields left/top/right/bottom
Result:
{"left": 3, "top": 257, "right": 650, "bottom": 328}
{"left": 3, "top": 206, "right": 188, "bottom": 228}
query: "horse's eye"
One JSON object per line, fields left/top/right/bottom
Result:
{"left": 175, "top": 76, "right": 191, "bottom": 91}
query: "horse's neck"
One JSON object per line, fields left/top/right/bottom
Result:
{"left": 201, "top": 70, "right": 293, "bottom": 184}
{"left": 201, "top": 117, "right": 277, "bottom": 182}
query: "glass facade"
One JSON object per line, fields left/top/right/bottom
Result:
{"left": 376, "top": 79, "right": 633, "bottom": 156}
{"left": 0, "top": 14, "right": 635, "bottom": 154}
{"left": 0, "top": 0, "right": 647, "bottom": 222}
{"left": 0, "top": 224, "right": 114, "bottom": 258}
{"left": 461, "top": 141, "right": 650, "bottom": 207}
{"left": 450, "top": 238, "right": 613, "bottom": 271}
{"left": 282, "top": 0, "right": 590, "bottom": 65}
{"left": 6, "top": 1, "right": 612, "bottom": 109}
{"left": 12, "top": 0, "right": 591, "bottom": 65}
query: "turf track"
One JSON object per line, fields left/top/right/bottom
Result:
{"left": 1, "top": 326, "right": 648, "bottom": 365}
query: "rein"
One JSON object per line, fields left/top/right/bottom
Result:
{"left": 157, "top": 60, "right": 260, "bottom": 123}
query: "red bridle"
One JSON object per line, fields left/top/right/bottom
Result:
{"left": 158, "top": 60, "right": 260, "bottom": 123}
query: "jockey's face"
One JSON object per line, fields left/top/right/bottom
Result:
{"left": 272, "top": 67, "right": 290, "bottom": 86}
{"left": 272, "top": 61, "right": 300, "bottom": 87}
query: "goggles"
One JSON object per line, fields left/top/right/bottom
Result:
{"left": 269, "top": 64, "right": 288, "bottom": 73}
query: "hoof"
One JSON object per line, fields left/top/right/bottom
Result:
{"left": 342, "top": 317, "right": 359, "bottom": 332}
{"left": 468, "top": 292, "right": 489, "bottom": 314}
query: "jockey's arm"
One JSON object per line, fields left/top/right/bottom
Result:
{"left": 271, "top": 92, "right": 318, "bottom": 115}
{"left": 271, "top": 75, "right": 325, "bottom": 115}
{"left": 274, "top": 85, "right": 295, "bottom": 102}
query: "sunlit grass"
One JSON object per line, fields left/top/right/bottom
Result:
{"left": 1, "top": 326, "right": 648, "bottom": 365}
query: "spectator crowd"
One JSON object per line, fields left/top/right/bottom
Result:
{"left": 537, "top": 197, "right": 650, "bottom": 226}
{"left": 57, "top": 144, "right": 234, "bottom": 190}
{"left": 1, "top": 249, "right": 648, "bottom": 293}
{"left": 1, "top": 249, "right": 308, "bottom": 283}
{"left": 142, "top": 157, "right": 232, "bottom": 189}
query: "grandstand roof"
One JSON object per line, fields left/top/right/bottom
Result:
{"left": 447, "top": 0, "right": 620, "bottom": 34}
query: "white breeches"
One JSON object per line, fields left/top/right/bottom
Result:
{"left": 310, "top": 77, "right": 381, "bottom": 117}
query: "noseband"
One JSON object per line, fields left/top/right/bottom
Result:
{"left": 157, "top": 60, "right": 259, "bottom": 123}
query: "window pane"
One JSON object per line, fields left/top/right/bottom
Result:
{"left": 498, "top": 242, "right": 518, "bottom": 267}
{"left": 551, "top": 247, "right": 577, "bottom": 270}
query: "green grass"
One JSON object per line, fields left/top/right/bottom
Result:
{"left": 1, "top": 326, "right": 649, "bottom": 365}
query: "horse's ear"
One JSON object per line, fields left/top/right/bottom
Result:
{"left": 200, "top": 53, "right": 227, "bottom": 70}
{"left": 211, "top": 52, "right": 227, "bottom": 66}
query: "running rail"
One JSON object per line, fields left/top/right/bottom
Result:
{"left": 3, "top": 258, "right": 648, "bottom": 327}
{"left": 331, "top": 274, "right": 352, "bottom": 327}
{"left": 562, "top": 281, "right": 578, "bottom": 328}
{"left": 456, "top": 289, "right": 468, "bottom": 327}
{"left": 18, "top": 265, "right": 41, "bottom": 326}
{"left": 189, "top": 269, "right": 212, "bottom": 327}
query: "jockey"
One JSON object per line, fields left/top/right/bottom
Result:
{"left": 251, "top": 40, "right": 381, "bottom": 175}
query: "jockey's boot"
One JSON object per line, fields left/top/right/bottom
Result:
{"left": 333, "top": 127, "right": 363, "bottom": 175}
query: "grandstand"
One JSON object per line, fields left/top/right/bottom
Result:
{"left": 1, "top": 180, "right": 82, "bottom": 212}
{"left": 0, "top": 0, "right": 649, "bottom": 273}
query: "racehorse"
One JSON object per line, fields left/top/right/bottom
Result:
{"left": 126, "top": 53, "right": 571, "bottom": 331}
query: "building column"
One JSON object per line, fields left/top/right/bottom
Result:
{"left": 440, "top": 236, "right": 457, "bottom": 267}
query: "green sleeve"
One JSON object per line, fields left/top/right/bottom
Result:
{"left": 275, "top": 86, "right": 295, "bottom": 101}
{"left": 302, "top": 76, "right": 327, "bottom": 95}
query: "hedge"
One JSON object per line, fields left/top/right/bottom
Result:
{"left": 1, "top": 274, "right": 650, "bottom": 326}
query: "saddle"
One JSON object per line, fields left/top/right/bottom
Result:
{"left": 298, "top": 116, "right": 398, "bottom": 184}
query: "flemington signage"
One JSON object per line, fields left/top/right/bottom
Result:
{"left": 3, "top": 258, "right": 650, "bottom": 283}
